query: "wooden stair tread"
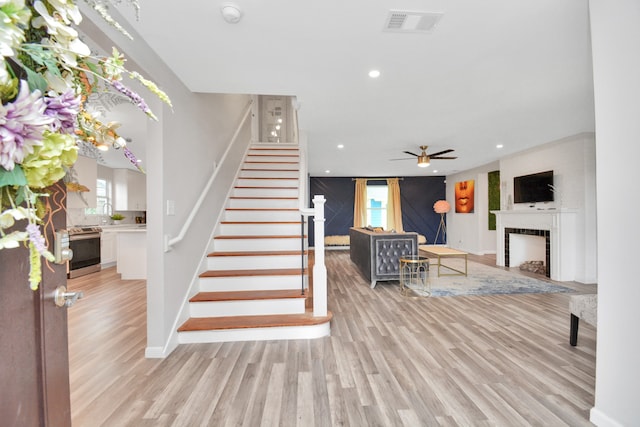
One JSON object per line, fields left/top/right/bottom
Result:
{"left": 190, "top": 289, "right": 306, "bottom": 303}
{"left": 226, "top": 208, "right": 298, "bottom": 211}
{"left": 247, "top": 154, "right": 299, "bottom": 157}
{"left": 250, "top": 149, "right": 299, "bottom": 152}
{"left": 178, "top": 310, "right": 333, "bottom": 332}
{"left": 238, "top": 177, "right": 298, "bottom": 180}
{"left": 234, "top": 186, "right": 298, "bottom": 189}
{"left": 221, "top": 221, "right": 302, "bottom": 224}
{"left": 214, "top": 235, "right": 305, "bottom": 240}
{"left": 208, "top": 250, "right": 307, "bottom": 257}
{"left": 199, "top": 268, "right": 307, "bottom": 278}
{"left": 230, "top": 196, "right": 297, "bottom": 200}
{"left": 244, "top": 161, "right": 299, "bottom": 164}
{"left": 240, "top": 169, "right": 299, "bottom": 172}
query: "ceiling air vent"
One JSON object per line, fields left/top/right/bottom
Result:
{"left": 384, "top": 10, "right": 444, "bottom": 33}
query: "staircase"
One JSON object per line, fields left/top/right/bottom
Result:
{"left": 177, "top": 144, "right": 332, "bottom": 343}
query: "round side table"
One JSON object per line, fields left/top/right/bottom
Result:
{"left": 399, "top": 255, "right": 430, "bottom": 296}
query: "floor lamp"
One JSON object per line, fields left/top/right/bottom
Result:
{"left": 433, "top": 200, "right": 450, "bottom": 245}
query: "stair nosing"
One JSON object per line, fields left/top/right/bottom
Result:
{"left": 199, "top": 268, "right": 307, "bottom": 278}
{"left": 190, "top": 289, "right": 306, "bottom": 303}
{"left": 178, "top": 311, "right": 333, "bottom": 332}
{"left": 208, "top": 250, "right": 308, "bottom": 257}
{"left": 213, "top": 235, "right": 306, "bottom": 240}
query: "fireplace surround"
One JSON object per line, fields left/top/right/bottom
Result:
{"left": 492, "top": 209, "right": 577, "bottom": 281}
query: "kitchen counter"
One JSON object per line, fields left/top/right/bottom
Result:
{"left": 116, "top": 229, "right": 147, "bottom": 280}
{"left": 100, "top": 224, "right": 147, "bottom": 230}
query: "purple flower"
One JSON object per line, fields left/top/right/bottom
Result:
{"left": 44, "top": 90, "right": 81, "bottom": 134}
{"left": 111, "top": 80, "right": 157, "bottom": 120}
{"left": 123, "top": 146, "right": 144, "bottom": 172}
{"left": 26, "top": 223, "right": 48, "bottom": 256}
{"left": 0, "top": 81, "right": 54, "bottom": 171}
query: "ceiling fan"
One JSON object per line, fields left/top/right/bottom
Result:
{"left": 391, "top": 145, "right": 457, "bottom": 167}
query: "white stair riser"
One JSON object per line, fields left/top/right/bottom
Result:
{"left": 207, "top": 254, "right": 304, "bottom": 270}
{"left": 237, "top": 178, "right": 299, "bottom": 188}
{"left": 189, "top": 298, "right": 305, "bottom": 318}
{"left": 178, "top": 322, "right": 330, "bottom": 344}
{"left": 233, "top": 187, "right": 298, "bottom": 198}
{"left": 239, "top": 170, "right": 299, "bottom": 179}
{"left": 224, "top": 210, "right": 301, "bottom": 222}
{"left": 199, "top": 275, "right": 303, "bottom": 292}
{"left": 228, "top": 198, "right": 298, "bottom": 209}
{"left": 213, "top": 238, "right": 302, "bottom": 252}
{"left": 220, "top": 223, "right": 301, "bottom": 236}
{"left": 245, "top": 155, "right": 299, "bottom": 162}
{"left": 242, "top": 163, "right": 299, "bottom": 171}
{"left": 248, "top": 149, "right": 299, "bottom": 156}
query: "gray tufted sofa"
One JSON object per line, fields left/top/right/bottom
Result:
{"left": 349, "top": 227, "right": 419, "bottom": 289}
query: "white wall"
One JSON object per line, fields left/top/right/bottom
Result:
{"left": 499, "top": 133, "right": 597, "bottom": 283}
{"left": 79, "top": 5, "right": 252, "bottom": 356}
{"left": 590, "top": 1, "right": 640, "bottom": 425}
{"left": 446, "top": 161, "right": 499, "bottom": 255}
{"left": 447, "top": 133, "right": 597, "bottom": 284}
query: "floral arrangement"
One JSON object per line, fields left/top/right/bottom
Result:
{"left": 433, "top": 200, "right": 451, "bottom": 214}
{"left": 1, "top": 0, "right": 171, "bottom": 290}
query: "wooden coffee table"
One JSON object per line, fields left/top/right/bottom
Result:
{"left": 418, "top": 245, "right": 468, "bottom": 277}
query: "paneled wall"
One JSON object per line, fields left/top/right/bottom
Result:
{"left": 308, "top": 176, "right": 446, "bottom": 246}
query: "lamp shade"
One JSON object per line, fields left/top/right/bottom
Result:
{"left": 433, "top": 200, "right": 451, "bottom": 214}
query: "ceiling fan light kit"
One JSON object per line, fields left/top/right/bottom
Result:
{"left": 417, "top": 155, "right": 430, "bottom": 167}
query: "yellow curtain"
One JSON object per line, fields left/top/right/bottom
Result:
{"left": 353, "top": 178, "right": 367, "bottom": 227}
{"left": 386, "top": 178, "right": 403, "bottom": 232}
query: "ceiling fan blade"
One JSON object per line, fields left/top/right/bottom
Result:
{"left": 427, "top": 149, "right": 454, "bottom": 157}
{"left": 430, "top": 156, "right": 457, "bottom": 160}
{"left": 402, "top": 151, "right": 419, "bottom": 157}
{"left": 389, "top": 158, "right": 414, "bottom": 161}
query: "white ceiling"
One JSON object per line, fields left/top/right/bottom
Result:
{"left": 104, "top": 0, "right": 595, "bottom": 177}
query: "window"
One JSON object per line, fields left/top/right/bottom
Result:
{"left": 85, "top": 178, "right": 112, "bottom": 215}
{"left": 366, "top": 184, "right": 388, "bottom": 227}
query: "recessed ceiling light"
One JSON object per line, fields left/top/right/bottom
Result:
{"left": 368, "top": 69, "right": 381, "bottom": 78}
{"left": 433, "top": 170, "right": 438, "bottom": 173}
{"left": 337, "top": 144, "right": 344, "bottom": 149}
{"left": 325, "top": 170, "right": 331, "bottom": 174}
{"left": 496, "top": 144, "right": 504, "bottom": 149}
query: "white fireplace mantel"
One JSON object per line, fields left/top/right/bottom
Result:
{"left": 491, "top": 209, "right": 577, "bottom": 281}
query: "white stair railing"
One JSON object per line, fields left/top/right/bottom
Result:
{"left": 164, "top": 101, "right": 253, "bottom": 252}
{"left": 300, "top": 196, "right": 327, "bottom": 317}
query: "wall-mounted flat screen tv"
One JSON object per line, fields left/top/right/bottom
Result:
{"left": 513, "top": 170, "right": 554, "bottom": 203}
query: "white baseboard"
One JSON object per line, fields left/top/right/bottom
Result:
{"left": 590, "top": 406, "right": 624, "bottom": 427}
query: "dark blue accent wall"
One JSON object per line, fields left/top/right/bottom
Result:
{"left": 308, "top": 176, "right": 446, "bottom": 246}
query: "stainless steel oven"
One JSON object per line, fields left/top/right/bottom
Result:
{"left": 68, "top": 226, "right": 102, "bottom": 278}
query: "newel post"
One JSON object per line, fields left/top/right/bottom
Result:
{"left": 312, "top": 195, "right": 327, "bottom": 317}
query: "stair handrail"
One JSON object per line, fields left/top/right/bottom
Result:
{"left": 164, "top": 101, "right": 253, "bottom": 252}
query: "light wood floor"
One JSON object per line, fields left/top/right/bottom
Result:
{"left": 67, "top": 251, "right": 597, "bottom": 426}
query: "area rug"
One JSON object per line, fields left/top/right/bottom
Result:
{"left": 401, "top": 259, "right": 574, "bottom": 297}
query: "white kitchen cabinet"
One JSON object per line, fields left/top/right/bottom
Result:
{"left": 113, "top": 169, "right": 146, "bottom": 211}
{"left": 100, "top": 231, "right": 117, "bottom": 267}
{"left": 116, "top": 230, "right": 147, "bottom": 279}
{"left": 67, "top": 155, "right": 97, "bottom": 209}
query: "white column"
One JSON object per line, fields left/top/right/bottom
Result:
{"left": 312, "top": 195, "right": 327, "bottom": 317}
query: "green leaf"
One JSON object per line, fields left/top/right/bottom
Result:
{"left": 15, "top": 185, "right": 29, "bottom": 206}
{"left": 24, "top": 67, "right": 48, "bottom": 93}
{"left": 0, "top": 166, "right": 28, "bottom": 187}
